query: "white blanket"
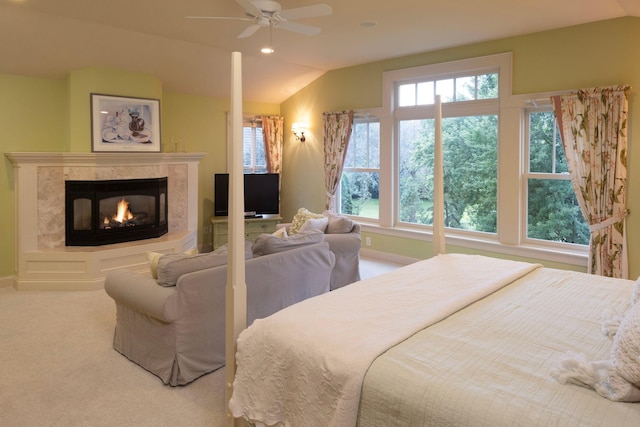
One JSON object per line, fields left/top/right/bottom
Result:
{"left": 228, "top": 254, "right": 541, "bottom": 427}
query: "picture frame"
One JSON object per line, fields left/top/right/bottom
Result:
{"left": 91, "top": 94, "right": 161, "bottom": 152}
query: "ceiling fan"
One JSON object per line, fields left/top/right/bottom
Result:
{"left": 187, "top": 0, "right": 333, "bottom": 39}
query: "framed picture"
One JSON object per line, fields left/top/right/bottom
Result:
{"left": 91, "top": 94, "right": 161, "bottom": 152}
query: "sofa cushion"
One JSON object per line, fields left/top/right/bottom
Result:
{"left": 326, "top": 214, "right": 354, "bottom": 234}
{"left": 156, "top": 241, "right": 252, "bottom": 287}
{"left": 290, "top": 208, "right": 325, "bottom": 234}
{"left": 299, "top": 216, "right": 329, "bottom": 234}
{"left": 147, "top": 248, "right": 198, "bottom": 279}
{"left": 156, "top": 252, "right": 228, "bottom": 287}
{"left": 252, "top": 230, "right": 324, "bottom": 256}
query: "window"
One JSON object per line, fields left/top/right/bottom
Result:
{"left": 370, "top": 53, "right": 586, "bottom": 266}
{"left": 339, "top": 117, "right": 380, "bottom": 219}
{"left": 397, "top": 72, "right": 498, "bottom": 106}
{"left": 243, "top": 119, "right": 266, "bottom": 173}
{"left": 525, "top": 109, "right": 589, "bottom": 245}
{"left": 396, "top": 70, "right": 499, "bottom": 233}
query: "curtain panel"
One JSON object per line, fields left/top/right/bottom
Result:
{"left": 552, "top": 85, "right": 630, "bottom": 278}
{"left": 261, "top": 115, "right": 284, "bottom": 175}
{"left": 322, "top": 111, "right": 354, "bottom": 210}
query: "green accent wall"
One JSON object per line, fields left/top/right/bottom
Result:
{"left": 280, "top": 16, "right": 640, "bottom": 275}
{"left": 1, "top": 17, "right": 639, "bottom": 283}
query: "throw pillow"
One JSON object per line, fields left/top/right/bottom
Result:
{"left": 147, "top": 247, "right": 198, "bottom": 279}
{"left": 272, "top": 227, "right": 288, "bottom": 239}
{"left": 252, "top": 229, "right": 324, "bottom": 256}
{"left": 290, "top": 208, "right": 325, "bottom": 234}
{"left": 554, "top": 297, "right": 640, "bottom": 402}
{"left": 298, "top": 216, "right": 329, "bottom": 234}
{"left": 326, "top": 214, "right": 354, "bottom": 234}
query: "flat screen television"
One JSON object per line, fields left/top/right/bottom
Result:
{"left": 214, "top": 173, "right": 280, "bottom": 217}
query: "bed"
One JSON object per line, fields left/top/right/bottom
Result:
{"left": 228, "top": 253, "right": 640, "bottom": 426}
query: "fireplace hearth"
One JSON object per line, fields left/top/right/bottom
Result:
{"left": 65, "top": 177, "right": 168, "bottom": 246}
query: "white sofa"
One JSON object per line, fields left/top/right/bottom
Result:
{"left": 276, "top": 210, "right": 362, "bottom": 290}
{"left": 104, "top": 241, "right": 335, "bottom": 386}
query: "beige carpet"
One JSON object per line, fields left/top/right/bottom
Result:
{"left": 0, "top": 257, "right": 401, "bottom": 426}
{"left": 0, "top": 287, "right": 226, "bottom": 427}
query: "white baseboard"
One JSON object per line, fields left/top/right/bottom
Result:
{"left": 360, "top": 248, "right": 419, "bottom": 266}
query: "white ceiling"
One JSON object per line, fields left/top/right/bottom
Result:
{"left": 1, "top": 0, "right": 638, "bottom": 103}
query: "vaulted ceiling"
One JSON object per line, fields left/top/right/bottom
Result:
{"left": 1, "top": 0, "right": 638, "bottom": 103}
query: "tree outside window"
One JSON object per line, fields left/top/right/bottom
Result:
{"left": 339, "top": 119, "right": 380, "bottom": 219}
{"left": 526, "top": 110, "right": 588, "bottom": 244}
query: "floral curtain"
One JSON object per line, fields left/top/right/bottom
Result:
{"left": 552, "top": 85, "right": 630, "bottom": 278}
{"left": 323, "top": 111, "right": 354, "bottom": 210}
{"left": 261, "top": 115, "right": 284, "bottom": 175}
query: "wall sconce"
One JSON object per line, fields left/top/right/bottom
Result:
{"left": 292, "top": 122, "right": 308, "bottom": 142}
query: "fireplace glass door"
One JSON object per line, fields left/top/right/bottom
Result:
{"left": 66, "top": 177, "right": 168, "bottom": 246}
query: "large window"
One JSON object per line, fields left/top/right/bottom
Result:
{"left": 339, "top": 118, "right": 380, "bottom": 219}
{"left": 525, "top": 109, "right": 589, "bottom": 245}
{"left": 396, "top": 70, "right": 499, "bottom": 233}
{"left": 377, "top": 53, "right": 587, "bottom": 265}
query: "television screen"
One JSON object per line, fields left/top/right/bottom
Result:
{"left": 214, "top": 173, "right": 280, "bottom": 217}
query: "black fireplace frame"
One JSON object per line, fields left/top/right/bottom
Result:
{"left": 65, "top": 177, "right": 168, "bottom": 246}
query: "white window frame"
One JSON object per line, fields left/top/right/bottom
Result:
{"left": 369, "top": 53, "right": 587, "bottom": 266}
{"left": 226, "top": 113, "right": 266, "bottom": 173}
{"left": 338, "top": 113, "right": 381, "bottom": 220}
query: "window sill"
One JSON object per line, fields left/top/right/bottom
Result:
{"left": 358, "top": 222, "right": 588, "bottom": 268}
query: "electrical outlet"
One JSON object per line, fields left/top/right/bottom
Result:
{"left": 365, "top": 237, "right": 371, "bottom": 246}
{"left": 203, "top": 225, "right": 211, "bottom": 234}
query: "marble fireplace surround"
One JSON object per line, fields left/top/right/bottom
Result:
{"left": 6, "top": 152, "right": 206, "bottom": 291}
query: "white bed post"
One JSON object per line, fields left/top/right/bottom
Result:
{"left": 225, "top": 51, "right": 247, "bottom": 427}
{"left": 433, "top": 95, "right": 445, "bottom": 255}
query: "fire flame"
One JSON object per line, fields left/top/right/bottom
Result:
{"left": 114, "top": 198, "right": 133, "bottom": 223}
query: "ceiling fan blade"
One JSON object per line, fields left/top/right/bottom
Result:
{"left": 278, "top": 4, "right": 333, "bottom": 20}
{"left": 235, "top": 0, "right": 265, "bottom": 17}
{"left": 185, "top": 16, "right": 253, "bottom": 21}
{"left": 237, "top": 24, "right": 262, "bottom": 39}
{"left": 275, "top": 21, "right": 321, "bottom": 36}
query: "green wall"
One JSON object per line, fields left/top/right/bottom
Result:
{"left": 280, "top": 16, "right": 640, "bottom": 275}
{"left": 0, "top": 69, "right": 278, "bottom": 282}
{"left": 2, "top": 17, "right": 639, "bottom": 282}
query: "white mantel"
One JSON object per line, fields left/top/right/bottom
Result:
{"left": 6, "top": 152, "right": 206, "bottom": 291}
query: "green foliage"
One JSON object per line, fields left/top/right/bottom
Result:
{"left": 527, "top": 179, "right": 589, "bottom": 244}
{"left": 398, "top": 115, "right": 497, "bottom": 232}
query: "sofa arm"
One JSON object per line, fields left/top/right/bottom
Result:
{"left": 104, "top": 270, "right": 177, "bottom": 323}
{"left": 323, "top": 231, "right": 362, "bottom": 254}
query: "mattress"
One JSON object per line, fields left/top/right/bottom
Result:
{"left": 357, "top": 267, "right": 640, "bottom": 426}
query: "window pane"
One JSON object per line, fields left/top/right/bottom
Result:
{"left": 242, "top": 125, "right": 266, "bottom": 172}
{"left": 529, "top": 111, "right": 568, "bottom": 173}
{"left": 340, "top": 171, "right": 379, "bottom": 219}
{"left": 368, "top": 121, "right": 380, "bottom": 168}
{"left": 353, "top": 122, "right": 368, "bottom": 168}
{"left": 435, "top": 79, "right": 454, "bottom": 102}
{"left": 399, "top": 119, "right": 434, "bottom": 225}
{"left": 477, "top": 73, "right": 498, "bottom": 99}
{"left": 527, "top": 178, "right": 589, "bottom": 244}
{"left": 398, "top": 83, "right": 416, "bottom": 106}
{"left": 398, "top": 115, "right": 498, "bottom": 232}
{"left": 456, "top": 76, "right": 475, "bottom": 101}
{"left": 417, "top": 81, "right": 434, "bottom": 105}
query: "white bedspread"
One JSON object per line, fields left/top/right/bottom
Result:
{"left": 356, "top": 268, "right": 640, "bottom": 426}
{"left": 229, "top": 254, "right": 540, "bottom": 427}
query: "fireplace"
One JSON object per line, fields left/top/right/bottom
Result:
{"left": 65, "top": 177, "right": 168, "bottom": 246}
